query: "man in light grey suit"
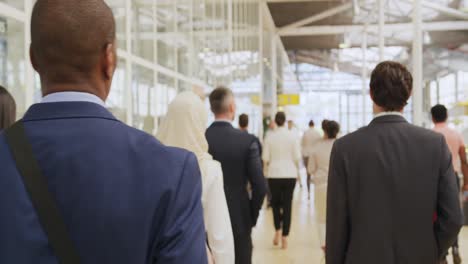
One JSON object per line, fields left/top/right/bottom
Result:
{"left": 326, "top": 61, "right": 463, "bottom": 264}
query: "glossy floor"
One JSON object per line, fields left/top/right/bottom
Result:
{"left": 252, "top": 185, "right": 468, "bottom": 264}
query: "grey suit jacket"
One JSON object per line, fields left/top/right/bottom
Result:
{"left": 326, "top": 115, "right": 463, "bottom": 264}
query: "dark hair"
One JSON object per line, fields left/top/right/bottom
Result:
{"left": 431, "top": 104, "right": 448, "bottom": 123}
{"left": 209, "top": 86, "right": 233, "bottom": 115}
{"left": 0, "top": 86, "right": 16, "bottom": 130}
{"left": 370, "top": 61, "right": 413, "bottom": 111}
{"left": 309, "top": 120, "right": 315, "bottom": 127}
{"left": 239, "top": 114, "right": 249, "bottom": 128}
{"left": 321, "top": 119, "right": 329, "bottom": 131}
{"left": 323, "top": 120, "right": 340, "bottom": 139}
{"left": 275, "top": 112, "right": 286, "bottom": 127}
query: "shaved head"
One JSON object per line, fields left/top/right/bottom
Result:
{"left": 31, "top": 0, "right": 116, "bottom": 99}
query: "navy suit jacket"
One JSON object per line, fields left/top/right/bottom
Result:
{"left": 0, "top": 102, "right": 208, "bottom": 264}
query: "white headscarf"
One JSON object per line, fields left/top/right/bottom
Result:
{"left": 157, "top": 91, "right": 212, "bottom": 178}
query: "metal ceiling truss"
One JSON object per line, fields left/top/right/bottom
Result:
{"left": 279, "top": 21, "right": 468, "bottom": 37}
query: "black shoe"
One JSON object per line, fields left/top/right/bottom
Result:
{"left": 453, "top": 247, "right": 462, "bottom": 264}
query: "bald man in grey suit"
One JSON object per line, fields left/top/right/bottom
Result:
{"left": 326, "top": 61, "right": 463, "bottom": 264}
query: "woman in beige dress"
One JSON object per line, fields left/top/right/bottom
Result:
{"left": 307, "top": 120, "right": 340, "bottom": 251}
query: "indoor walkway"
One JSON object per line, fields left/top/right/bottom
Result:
{"left": 252, "top": 184, "right": 468, "bottom": 264}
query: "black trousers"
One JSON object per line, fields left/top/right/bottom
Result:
{"left": 268, "top": 178, "right": 296, "bottom": 236}
{"left": 234, "top": 233, "right": 252, "bottom": 264}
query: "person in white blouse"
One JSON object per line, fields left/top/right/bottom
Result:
{"left": 263, "top": 112, "right": 301, "bottom": 250}
{"left": 157, "top": 91, "right": 234, "bottom": 264}
{"left": 307, "top": 120, "right": 340, "bottom": 251}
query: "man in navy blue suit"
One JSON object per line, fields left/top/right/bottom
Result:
{"left": 0, "top": 0, "right": 207, "bottom": 263}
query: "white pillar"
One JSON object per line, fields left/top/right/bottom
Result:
{"left": 412, "top": 0, "right": 423, "bottom": 126}
{"left": 378, "top": 0, "right": 385, "bottom": 61}
{"left": 228, "top": 0, "right": 233, "bottom": 86}
{"left": 125, "top": 0, "right": 133, "bottom": 125}
{"left": 24, "top": 0, "right": 34, "bottom": 109}
{"left": 271, "top": 34, "right": 278, "bottom": 117}
{"left": 338, "top": 92, "right": 343, "bottom": 126}
{"left": 455, "top": 71, "right": 460, "bottom": 102}
{"left": 346, "top": 93, "right": 350, "bottom": 133}
{"left": 361, "top": 27, "right": 368, "bottom": 126}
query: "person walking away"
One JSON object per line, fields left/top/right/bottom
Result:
{"left": 263, "top": 112, "right": 301, "bottom": 250}
{"left": 307, "top": 120, "right": 340, "bottom": 252}
{"left": 239, "top": 113, "right": 262, "bottom": 156}
{"left": 301, "top": 119, "right": 321, "bottom": 200}
{"left": 431, "top": 104, "right": 468, "bottom": 264}
{"left": 158, "top": 91, "right": 234, "bottom": 264}
{"left": 326, "top": 61, "right": 463, "bottom": 264}
{"left": 0, "top": 1, "right": 208, "bottom": 263}
{"left": 206, "top": 87, "right": 266, "bottom": 264}
{"left": 0, "top": 85, "right": 16, "bottom": 130}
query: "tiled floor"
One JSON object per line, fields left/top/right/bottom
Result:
{"left": 252, "top": 185, "right": 468, "bottom": 264}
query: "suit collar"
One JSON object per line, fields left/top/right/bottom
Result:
{"left": 23, "top": 102, "right": 119, "bottom": 122}
{"left": 210, "top": 120, "right": 233, "bottom": 127}
{"left": 369, "top": 114, "right": 408, "bottom": 125}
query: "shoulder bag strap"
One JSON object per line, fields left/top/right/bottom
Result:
{"left": 5, "top": 121, "right": 81, "bottom": 264}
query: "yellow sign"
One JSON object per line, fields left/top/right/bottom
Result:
{"left": 278, "top": 94, "right": 300, "bottom": 106}
{"left": 250, "top": 95, "right": 261, "bottom": 105}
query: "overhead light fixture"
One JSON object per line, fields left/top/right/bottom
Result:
{"left": 339, "top": 43, "right": 351, "bottom": 49}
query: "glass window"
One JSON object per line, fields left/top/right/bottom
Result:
{"left": 0, "top": 16, "right": 26, "bottom": 116}
{"left": 132, "top": 65, "right": 155, "bottom": 134}
{"left": 155, "top": 73, "right": 172, "bottom": 123}
{"left": 156, "top": 0, "right": 176, "bottom": 70}
{"left": 0, "top": 0, "right": 24, "bottom": 11}
{"left": 192, "top": 0, "right": 207, "bottom": 81}
{"left": 106, "top": 0, "right": 126, "bottom": 50}
{"left": 132, "top": 1, "right": 154, "bottom": 60}
{"left": 107, "top": 58, "right": 127, "bottom": 122}
{"left": 176, "top": 0, "right": 191, "bottom": 76}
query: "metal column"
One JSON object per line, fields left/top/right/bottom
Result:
{"left": 412, "top": 0, "right": 423, "bottom": 126}
{"left": 125, "top": 0, "right": 133, "bottom": 125}
{"left": 378, "top": 0, "right": 385, "bottom": 61}
{"left": 24, "top": 0, "right": 34, "bottom": 109}
{"left": 271, "top": 36, "right": 278, "bottom": 117}
{"left": 455, "top": 71, "right": 459, "bottom": 102}
{"left": 339, "top": 92, "right": 343, "bottom": 126}
{"left": 346, "top": 93, "right": 350, "bottom": 133}
{"left": 361, "top": 27, "right": 368, "bottom": 126}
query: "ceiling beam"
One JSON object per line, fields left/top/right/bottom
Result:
{"left": 267, "top": 0, "right": 343, "bottom": 2}
{"left": 278, "top": 2, "right": 353, "bottom": 32}
{"left": 401, "top": 0, "right": 468, "bottom": 20}
{"left": 279, "top": 21, "right": 468, "bottom": 36}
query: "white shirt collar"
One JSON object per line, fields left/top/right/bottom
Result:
{"left": 41, "top": 92, "right": 105, "bottom": 107}
{"left": 214, "top": 118, "right": 233, "bottom": 124}
{"left": 374, "top": 111, "right": 404, "bottom": 119}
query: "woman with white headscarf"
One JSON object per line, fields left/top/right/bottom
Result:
{"left": 157, "top": 91, "right": 234, "bottom": 264}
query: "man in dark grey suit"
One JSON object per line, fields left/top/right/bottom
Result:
{"left": 206, "top": 87, "right": 266, "bottom": 264}
{"left": 326, "top": 61, "right": 463, "bottom": 264}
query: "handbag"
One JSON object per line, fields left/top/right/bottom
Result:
{"left": 5, "top": 121, "right": 81, "bottom": 264}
